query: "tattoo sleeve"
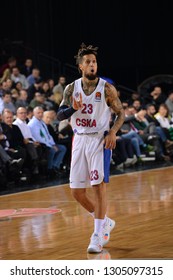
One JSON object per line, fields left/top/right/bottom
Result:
{"left": 57, "top": 82, "right": 77, "bottom": 121}
{"left": 105, "top": 83, "right": 125, "bottom": 133}
{"left": 60, "top": 82, "right": 74, "bottom": 107}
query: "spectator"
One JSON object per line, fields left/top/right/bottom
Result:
{"left": 42, "top": 110, "right": 67, "bottom": 171}
{"left": 44, "top": 92, "right": 59, "bottom": 111}
{"left": 11, "top": 88, "right": 19, "bottom": 105}
{"left": 150, "top": 86, "right": 167, "bottom": 110}
{"left": 20, "top": 58, "right": 33, "bottom": 77}
{"left": 14, "top": 81, "right": 23, "bottom": 93}
{"left": 0, "top": 80, "right": 13, "bottom": 95}
{"left": 2, "top": 91, "right": 16, "bottom": 115}
{"left": 53, "top": 75, "right": 66, "bottom": 105}
{"left": 165, "top": 90, "right": 173, "bottom": 116}
{"left": 27, "top": 78, "right": 43, "bottom": 102}
{"left": 0, "top": 143, "right": 23, "bottom": 175}
{"left": 41, "top": 81, "right": 51, "bottom": 98}
{"left": 29, "top": 92, "right": 47, "bottom": 110}
{"left": 128, "top": 106, "right": 169, "bottom": 161}
{"left": 15, "top": 89, "right": 29, "bottom": 109}
{"left": 118, "top": 106, "right": 154, "bottom": 160}
{"left": 26, "top": 107, "right": 33, "bottom": 123}
{"left": 145, "top": 103, "right": 173, "bottom": 152}
{"left": 1, "top": 110, "right": 26, "bottom": 167}
{"left": 28, "top": 106, "right": 67, "bottom": 177}
{"left": 47, "top": 78, "right": 55, "bottom": 94}
{"left": 155, "top": 103, "right": 173, "bottom": 141}
{"left": 27, "top": 67, "right": 41, "bottom": 87}
{"left": 10, "top": 66, "right": 29, "bottom": 90}
{"left": 0, "top": 122, "right": 23, "bottom": 168}
{"left": 13, "top": 107, "right": 41, "bottom": 174}
{"left": 132, "top": 99, "right": 142, "bottom": 111}
{"left": 128, "top": 91, "right": 143, "bottom": 106}
{"left": 5, "top": 78, "right": 14, "bottom": 91}
{"left": 112, "top": 137, "right": 137, "bottom": 168}
{"left": 0, "top": 56, "right": 17, "bottom": 83}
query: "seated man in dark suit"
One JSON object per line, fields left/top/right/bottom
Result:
{"left": 1, "top": 109, "right": 26, "bottom": 171}
{"left": 1, "top": 110, "right": 26, "bottom": 179}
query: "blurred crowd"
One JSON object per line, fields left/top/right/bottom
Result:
{"left": 111, "top": 86, "right": 173, "bottom": 169}
{"left": 0, "top": 56, "right": 73, "bottom": 189}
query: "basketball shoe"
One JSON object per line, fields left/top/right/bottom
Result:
{"left": 87, "top": 233, "right": 103, "bottom": 253}
{"left": 102, "top": 217, "right": 116, "bottom": 246}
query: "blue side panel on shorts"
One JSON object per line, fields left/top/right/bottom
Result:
{"left": 103, "top": 148, "right": 111, "bottom": 183}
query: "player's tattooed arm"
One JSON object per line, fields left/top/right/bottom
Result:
{"left": 57, "top": 82, "right": 77, "bottom": 121}
{"left": 105, "top": 83, "right": 125, "bottom": 134}
{"left": 60, "top": 82, "right": 75, "bottom": 107}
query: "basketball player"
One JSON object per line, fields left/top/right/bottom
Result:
{"left": 57, "top": 43, "right": 125, "bottom": 253}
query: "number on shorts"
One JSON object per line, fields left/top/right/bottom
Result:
{"left": 90, "top": 170, "right": 99, "bottom": 181}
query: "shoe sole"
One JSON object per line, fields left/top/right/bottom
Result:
{"left": 87, "top": 246, "right": 103, "bottom": 254}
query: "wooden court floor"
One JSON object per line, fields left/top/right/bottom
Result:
{"left": 0, "top": 166, "right": 173, "bottom": 260}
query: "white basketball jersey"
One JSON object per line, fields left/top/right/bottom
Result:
{"left": 71, "top": 77, "right": 111, "bottom": 134}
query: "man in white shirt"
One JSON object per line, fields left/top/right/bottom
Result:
{"left": 13, "top": 107, "right": 40, "bottom": 174}
{"left": 28, "top": 106, "right": 66, "bottom": 177}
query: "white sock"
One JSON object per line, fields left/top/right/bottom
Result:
{"left": 94, "top": 218, "right": 105, "bottom": 235}
{"left": 89, "top": 212, "right": 107, "bottom": 221}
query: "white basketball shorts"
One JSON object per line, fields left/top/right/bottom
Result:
{"left": 69, "top": 133, "right": 112, "bottom": 188}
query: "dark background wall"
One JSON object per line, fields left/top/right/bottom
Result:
{"left": 1, "top": 0, "right": 173, "bottom": 90}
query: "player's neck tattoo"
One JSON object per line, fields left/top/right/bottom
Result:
{"left": 81, "top": 78, "right": 99, "bottom": 95}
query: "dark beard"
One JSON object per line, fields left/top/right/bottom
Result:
{"left": 85, "top": 73, "right": 97, "bottom": 80}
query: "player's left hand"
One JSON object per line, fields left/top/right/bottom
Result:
{"left": 104, "top": 130, "right": 116, "bottom": 150}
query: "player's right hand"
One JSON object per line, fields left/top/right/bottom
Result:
{"left": 72, "top": 93, "right": 83, "bottom": 110}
